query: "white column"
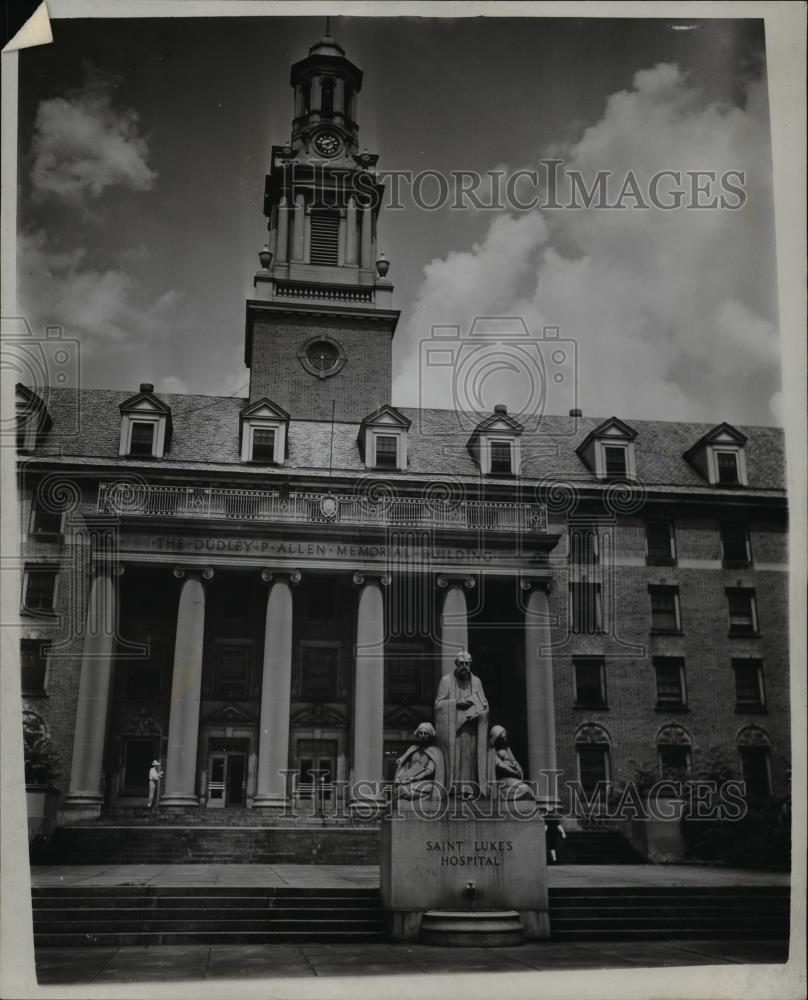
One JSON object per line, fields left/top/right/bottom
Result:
{"left": 276, "top": 197, "right": 289, "bottom": 263}
{"left": 254, "top": 569, "right": 301, "bottom": 808}
{"left": 63, "top": 565, "right": 121, "bottom": 817}
{"left": 522, "top": 579, "right": 559, "bottom": 808}
{"left": 161, "top": 566, "right": 212, "bottom": 808}
{"left": 360, "top": 203, "right": 373, "bottom": 269}
{"left": 350, "top": 572, "right": 390, "bottom": 804}
{"left": 292, "top": 192, "right": 306, "bottom": 262}
{"left": 437, "top": 574, "right": 475, "bottom": 675}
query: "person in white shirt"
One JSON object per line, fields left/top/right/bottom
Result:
{"left": 147, "top": 760, "right": 164, "bottom": 808}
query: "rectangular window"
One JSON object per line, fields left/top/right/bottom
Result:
{"left": 375, "top": 435, "right": 398, "bottom": 469}
{"left": 251, "top": 428, "right": 276, "bottom": 463}
{"left": 21, "top": 639, "right": 49, "bottom": 694}
{"left": 727, "top": 588, "right": 758, "bottom": 636}
{"left": 573, "top": 658, "right": 606, "bottom": 708}
{"left": 577, "top": 746, "right": 609, "bottom": 795}
{"left": 23, "top": 569, "right": 57, "bottom": 613}
{"left": 733, "top": 659, "right": 766, "bottom": 710}
{"left": 716, "top": 450, "right": 740, "bottom": 485}
{"left": 739, "top": 747, "right": 771, "bottom": 801}
{"left": 30, "top": 502, "right": 63, "bottom": 536}
{"left": 569, "top": 528, "right": 599, "bottom": 565}
{"left": 129, "top": 421, "right": 155, "bottom": 456}
{"left": 649, "top": 585, "right": 681, "bottom": 632}
{"left": 646, "top": 521, "right": 675, "bottom": 565}
{"left": 300, "top": 645, "right": 339, "bottom": 701}
{"left": 489, "top": 441, "right": 512, "bottom": 474}
{"left": 604, "top": 445, "right": 627, "bottom": 478}
{"left": 570, "top": 582, "right": 602, "bottom": 634}
{"left": 654, "top": 656, "right": 687, "bottom": 709}
{"left": 721, "top": 523, "right": 751, "bottom": 565}
{"left": 214, "top": 646, "right": 251, "bottom": 699}
{"left": 310, "top": 210, "right": 340, "bottom": 265}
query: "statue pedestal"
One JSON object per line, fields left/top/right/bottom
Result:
{"left": 380, "top": 800, "right": 550, "bottom": 944}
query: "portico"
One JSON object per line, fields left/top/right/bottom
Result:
{"left": 59, "top": 492, "right": 559, "bottom": 822}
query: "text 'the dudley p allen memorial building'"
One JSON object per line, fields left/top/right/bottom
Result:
{"left": 16, "top": 32, "right": 789, "bottom": 850}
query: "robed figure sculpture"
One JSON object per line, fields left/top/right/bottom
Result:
{"left": 393, "top": 722, "right": 445, "bottom": 800}
{"left": 434, "top": 651, "right": 490, "bottom": 796}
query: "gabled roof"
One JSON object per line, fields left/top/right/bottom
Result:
{"left": 468, "top": 410, "right": 525, "bottom": 438}
{"left": 239, "top": 396, "right": 291, "bottom": 421}
{"left": 683, "top": 422, "right": 748, "bottom": 462}
{"left": 359, "top": 404, "right": 412, "bottom": 431}
{"left": 15, "top": 383, "right": 52, "bottom": 431}
{"left": 575, "top": 416, "right": 638, "bottom": 456}
{"left": 21, "top": 387, "right": 786, "bottom": 493}
{"left": 119, "top": 386, "right": 172, "bottom": 416}
{"left": 357, "top": 404, "right": 411, "bottom": 460}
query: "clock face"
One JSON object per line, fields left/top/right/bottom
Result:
{"left": 313, "top": 131, "right": 341, "bottom": 157}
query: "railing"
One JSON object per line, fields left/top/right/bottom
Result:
{"left": 274, "top": 281, "right": 374, "bottom": 304}
{"left": 98, "top": 484, "right": 547, "bottom": 533}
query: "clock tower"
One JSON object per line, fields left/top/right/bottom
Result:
{"left": 245, "top": 31, "right": 399, "bottom": 422}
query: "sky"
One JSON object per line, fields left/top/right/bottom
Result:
{"left": 15, "top": 13, "right": 782, "bottom": 425}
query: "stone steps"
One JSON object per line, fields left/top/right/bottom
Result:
{"left": 45, "top": 826, "right": 380, "bottom": 865}
{"left": 32, "top": 887, "right": 386, "bottom": 947}
{"left": 547, "top": 886, "right": 790, "bottom": 940}
{"left": 31, "top": 884, "right": 790, "bottom": 946}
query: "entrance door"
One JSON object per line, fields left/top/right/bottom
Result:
{"left": 296, "top": 739, "right": 337, "bottom": 802}
{"left": 206, "top": 747, "right": 248, "bottom": 807}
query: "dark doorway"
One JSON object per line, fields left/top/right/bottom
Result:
{"left": 226, "top": 753, "right": 246, "bottom": 805}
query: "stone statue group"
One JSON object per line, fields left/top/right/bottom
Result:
{"left": 394, "top": 651, "right": 534, "bottom": 802}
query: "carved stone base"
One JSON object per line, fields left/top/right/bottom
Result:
{"left": 419, "top": 910, "right": 525, "bottom": 947}
{"left": 381, "top": 810, "right": 550, "bottom": 943}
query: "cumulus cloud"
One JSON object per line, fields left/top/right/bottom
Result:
{"left": 18, "top": 230, "right": 182, "bottom": 353}
{"left": 156, "top": 376, "right": 189, "bottom": 395}
{"left": 395, "top": 63, "right": 781, "bottom": 426}
{"left": 30, "top": 70, "right": 156, "bottom": 204}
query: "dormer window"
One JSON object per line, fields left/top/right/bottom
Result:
{"left": 240, "top": 398, "right": 290, "bottom": 465}
{"left": 467, "top": 405, "right": 523, "bottom": 477}
{"left": 684, "top": 423, "right": 748, "bottom": 487}
{"left": 374, "top": 434, "right": 399, "bottom": 469}
{"left": 716, "top": 450, "right": 741, "bottom": 485}
{"left": 129, "top": 422, "right": 156, "bottom": 456}
{"left": 489, "top": 440, "right": 513, "bottom": 475}
{"left": 119, "top": 383, "right": 172, "bottom": 459}
{"left": 358, "top": 405, "right": 411, "bottom": 472}
{"left": 575, "top": 417, "right": 637, "bottom": 481}
{"left": 251, "top": 428, "right": 276, "bottom": 463}
{"left": 603, "top": 445, "right": 628, "bottom": 478}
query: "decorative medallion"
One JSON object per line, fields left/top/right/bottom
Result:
{"left": 320, "top": 496, "right": 338, "bottom": 519}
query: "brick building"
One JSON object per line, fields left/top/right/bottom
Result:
{"left": 17, "top": 32, "right": 789, "bottom": 828}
